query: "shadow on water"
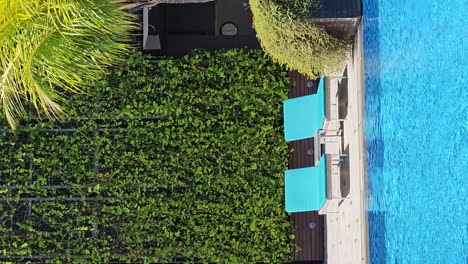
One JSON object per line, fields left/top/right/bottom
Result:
{"left": 363, "top": 0, "right": 387, "bottom": 263}
{"left": 368, "top": 211, "right": 387, "bottom": 264}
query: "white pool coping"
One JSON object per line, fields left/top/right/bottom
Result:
{"left": 324, "top": 23, "right": 370, "bottom": 264}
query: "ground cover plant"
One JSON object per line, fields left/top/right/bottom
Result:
{"left": 0, "top": 50, "right": 292, "bottom": 263}
{"left": 250, "top": 0, "right": 349, "bottom": 78}
{"left": 0, "top": 0, "right": 136, "bottom": 128}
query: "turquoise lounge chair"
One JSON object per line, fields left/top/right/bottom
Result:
{"left": 283, "top": 77, "right": 325, "bottom": 142}
{"left": 285, "top": 155, "right": 344, "bottom": 213}
{"left": 284, "top": 156, "right": 327, "bottom": 212}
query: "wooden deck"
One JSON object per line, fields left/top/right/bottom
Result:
{"left": 288, "top": 71, "right": 325, "bottom": 262}
{"left": 291, "top": 212, "right": 325, "bottom": 262}
{"left": 288, "top": 71, "right": 319, "bottom": 98}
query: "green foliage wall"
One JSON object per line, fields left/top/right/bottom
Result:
{"left": 0, "top": 50, "right": 292, "bottom": 263}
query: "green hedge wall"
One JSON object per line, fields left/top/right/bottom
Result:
{"left": 0, "top": 50, "right": 292, "bottom": 263}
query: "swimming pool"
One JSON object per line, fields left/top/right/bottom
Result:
{"left": 363, "top": 0, "right": 468, "bottom": 263}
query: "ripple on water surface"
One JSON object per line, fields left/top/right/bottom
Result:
{"left": 363, "top": 0, "right": 468, "bottom": 263}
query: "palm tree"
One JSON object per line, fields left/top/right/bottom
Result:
{"left": 0, "top": 0, "right": 136, "bottom": 128}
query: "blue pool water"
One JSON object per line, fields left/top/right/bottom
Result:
{"left": 363, "top": 0, "right": 468, "bottom": 263}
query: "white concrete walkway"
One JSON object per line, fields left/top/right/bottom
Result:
{"left": 324, "top": 24, "right": 369, "bottom": 264}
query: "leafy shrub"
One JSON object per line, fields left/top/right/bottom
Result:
{"left": 0, "top": 50, "right": 292, "bottom": 263}
{"left": 250, "top": 0, "right": 349, "bottom": 78}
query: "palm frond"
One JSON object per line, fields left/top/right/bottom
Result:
{"left": 0, "top": 0, "right": 137, "bottom": 128}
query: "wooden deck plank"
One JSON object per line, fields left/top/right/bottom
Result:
{"left": 287, "top": 71, "right": 324, "bottom": 262}
{"left": 291, "top": 212, "right": 324, "bottom": 261}
{"left": 288, "top": 138, "right": 317, "bottom": 169}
